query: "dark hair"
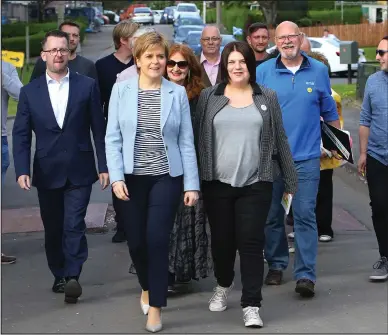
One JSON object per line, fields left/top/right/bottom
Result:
{"left": 59, "top": 21, "right": 80, "bottom": 31}
{"left": 247, "top": 22, "right": 269, "bottom": 36}
{"left": 383, "top": 35, "right": 388, "bottom": 41}
{"left": 41, "top": 30, "right": 69, "bottom": 49}
{"left": 323, "top": 28, "right": 329, "bottom": 32}
{"left": 220, "top": 41, "right": 256, "bottom": 85}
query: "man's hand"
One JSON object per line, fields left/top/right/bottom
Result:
{"left": 112, "top": 181, "right": 130, "bottom": 201}
{"left": 330, "top": 150, "right": 342, "bottom": 160}
{"left": 184, "top": 191, "right": 199, "bottom": 207}
{"left": 320, "top": 149, "right": 328, "bottom": 158}
{"left": 358, "top": 153, "right": 367, "bottom": 177}
{"left": 99, "top": 173, "right": 109, "bottom": 190}
{"left": 17, "top": 175, "right": 31, "bottom": 190}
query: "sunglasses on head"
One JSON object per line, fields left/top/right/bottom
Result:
{"left": 376, "top": 49, "right": 388, "bottom": 57}
{"left": 166, "top": 60, "right": 189, "bottom": 69}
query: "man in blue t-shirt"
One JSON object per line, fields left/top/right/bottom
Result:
{"left": 256, "top": 21, "right": 339, "bottom": 297}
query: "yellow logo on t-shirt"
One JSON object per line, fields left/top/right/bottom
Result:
{"left": 307, "top": 87, "right": 313, "bottom": 93}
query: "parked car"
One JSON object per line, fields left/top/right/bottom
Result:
{"left": 174, "top": 3, "right": 199, "bottom": 22}
{"left": 104, "top": 10, "right": 120, "bottom": 24}
{"left": 160, "top": 6, "right": 176, "bottom": 24}
{"left": 152, "top": 10, "right": 164, "bottom": 24}
{"left": 266, "top": 37, "right": 366, "bottom": 76}
{"left": 173, "top": 13, "right": 204, "bottom": 33}
{"left": 174, "top": 25, "right": 204, "bottom": 44}
{"left": 182, "top": 31, "right": 203, "bottom": 55}
{"left": 130, "top": 7, "right": 154, "bottom": 25}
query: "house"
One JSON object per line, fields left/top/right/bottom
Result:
{"left": 362, "top": 1, "right": 387, "bottom": 23}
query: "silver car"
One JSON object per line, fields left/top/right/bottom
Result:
{"left": 131, "top": 7, "right": 154, "bottom": 25}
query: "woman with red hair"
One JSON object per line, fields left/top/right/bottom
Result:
{"left": 165, "top": 43, "right": 210, "bottom": 292}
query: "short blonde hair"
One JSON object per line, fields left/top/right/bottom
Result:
{"left": 112, "top": 20, "right": 139, "bottom": 50}
{"left": 133, "top": 31, "right": 169, "bottom": 62}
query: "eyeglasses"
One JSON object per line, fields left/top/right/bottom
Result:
{"left": 166, "top": 60, "right": 189, "bottom": 69}
{"left": 201, "top": 37, "right": 221, "bottom": 43}
{"left": 376, "top": 49, "right": 388, "bottom": 57}
{"left": 42, "top": 48, "right": 70, "bottom": 56}
{"left": 275, "top": 34, "right": 301, "bottom": 42}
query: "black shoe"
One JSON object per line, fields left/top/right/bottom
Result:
{"left": 295, "top": 279, "right": 315, "bottom": 297}
{"left": 168, "top": 285, "right": 177, "bottom": 294}
{"left": 112, "top": 230, "right": 126, "bottom": 243}
{"left": 64, "top": 278, "right": 82, "bottom": 304}
{"left": 264, "top": 269, "right": 283, "bottom": 285}
{"left": 52, "top": 277, "right": 66, "bottom": 293}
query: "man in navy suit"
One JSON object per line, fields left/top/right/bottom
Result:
{"left": 12, "top": 30, "right": 109, "bottom": 304}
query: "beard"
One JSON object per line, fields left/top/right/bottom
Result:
{"left": 280, "top": 48, "right": 298, "bottom": 60}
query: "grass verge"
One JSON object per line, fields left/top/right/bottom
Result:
{"left": 8, "top": 65, "right": 33, "bottom": 117}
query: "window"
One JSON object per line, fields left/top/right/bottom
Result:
{"left": 180, "top": 17, "right": 203, "bottom": 25}
{"left": 178, "top": 5, "right": 197, "bottom": 12}
{"left": 178, "top": 26, "right": 203, "bottom": 37}
{"left": 186, "top": 32, "right": 201, "bottom": 44}
{"left": 310, "top": 40, "right": 322, "bottom": 48}
{"left": 135, "top": 8, "right": 151, "bottom": 13}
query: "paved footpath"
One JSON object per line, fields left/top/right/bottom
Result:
{"left": 2, "top": 25, "right": 387, "bottom": 334}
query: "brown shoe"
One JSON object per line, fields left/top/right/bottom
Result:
{"left": 1, "top": 253, "right": 16, "bottom": 265}
{"left": 264, "top": 269, "right": 283, "bottom": 285}
{"left": 295, "top": 279, "right": 315, "bottom": 297}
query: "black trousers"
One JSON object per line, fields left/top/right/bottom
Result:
{"left": 316, "top": 169, "right": 334, "bottom": 237}
{"left": 112, "top": 190, "right": 124, "bottom": 233}
{"left": 118, "top": 173, "right": 182, "bottom": 307}
{"left": 366, "top": 155, "right": 388, "bottom": 258}
{"left": 37, "top": 182, "right": 92, "bottom": 279}
{"left": 202, "top": 180, "right": 273, "bottom": 308}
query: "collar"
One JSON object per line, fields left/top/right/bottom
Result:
{"left": 214, "top": 82, "right": 262, "bottom": 96}
{"left": 46, "top": 68, "right": 70, "bottom": 84}
{"left": 200, "top": 52, "right": 221, "bottom": 65}
{"left": 275, "top": 52, "right": 310, "bottom": 70}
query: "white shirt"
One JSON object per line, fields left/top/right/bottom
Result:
{"left": 285, "top": 65, "right": 300, "bottom": 74}
{"left": 46, "top": 70, "right": 69, "bottom": 128}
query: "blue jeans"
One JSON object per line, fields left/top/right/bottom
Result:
{"left": 265, "top": 158, "right": 320, "bottom": 282}
{"left": 1, "top": 136, "right": 10, "bottom": 185}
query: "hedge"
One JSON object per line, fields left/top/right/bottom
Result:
{"left": 2, "top": 19, "right": 87, "bottom": 57}
{"left": 206, "top": 7, "right": 264, "bottom": 34}
{"left": 309, "top": 7, "right": 362, "bottom": 25}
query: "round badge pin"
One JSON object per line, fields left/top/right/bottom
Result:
{"left": 307, "top": 87, "right": 313, "bottom": 93}
{"left": 261, "top": 105, "right": 267, "bottom": 111}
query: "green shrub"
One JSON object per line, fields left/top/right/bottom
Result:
{"left": 206, "top": 6, "right": 264, "bottom": 35}
{"left": 1, "top": 22, "right": 57, "bottom": 38}
{"left": 308, "top": 0, "right": 335, "bottom": 11}
{"left": 298, "top": 17, "right": 313, "bottom": 27}
{"left": 309, "top": 7, "right": 362, "bottom": 25}
{"left": 2, "top": 32, "right": 46, "bottom": 57}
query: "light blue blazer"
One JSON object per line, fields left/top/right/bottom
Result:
{"left": 105, "top": 75, "right": 200, "bottom": 192}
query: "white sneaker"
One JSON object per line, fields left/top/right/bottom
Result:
{"left": 288, "top": 232, "right": 295, "bottom": 240}
{"left": 319, "top": 235, "right": 333, "bottom": 242}
{"left": 208, "top": 283, "right": 234, "bottom": 312}
{"left": 243, "top": 306, "right": 263, "bottom": 328}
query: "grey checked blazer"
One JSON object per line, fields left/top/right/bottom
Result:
{"left": 193, "top": 82, "right": 297, "bottom": 194}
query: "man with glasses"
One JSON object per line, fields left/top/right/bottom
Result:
{"left": 256, "top": 21, "right": 339, "bottom": 297}
{"left": 30, "top": 21, "right": 97, "bottom": 82}
{"left": 358, "top": 36, "right": 388, "bottom": 282}
{"left": 13, "top": 30, "right": 109, "bottom": 303}
{"left": 246, "top": 23, "right": 270, "bottom": 67}
{"left": 199, "top": 25, "right": 222, "bottom": 87}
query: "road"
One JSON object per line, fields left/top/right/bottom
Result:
{"left": 3, "top": 24, "right": 387, "bottom": 334}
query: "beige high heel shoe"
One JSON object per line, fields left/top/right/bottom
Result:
{"left": 140, "top": 298, "right": 150, "bottom": 315}
{"left": 145, "top": 309, "right": 162, "bottom": 333}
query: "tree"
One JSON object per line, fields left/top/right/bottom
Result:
{"left": 258, "top": 0, "right": 278, "bottom": 27}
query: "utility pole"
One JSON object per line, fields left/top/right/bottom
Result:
{"left": 341, "top": 0, "right": 344, "bottom": 23}
{"left": 216, "top": 0, "right": 221, "bottom": 30}
{"left": 203, "top": 0, "right": 206, "bottom": 24}
{"left": 57, "top": 1, "right": 65, "bottom": 27}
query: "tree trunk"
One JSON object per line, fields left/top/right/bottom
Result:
{"left": 259, "top": 0, "right": 278, "bottom": 27}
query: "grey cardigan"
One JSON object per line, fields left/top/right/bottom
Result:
{"left": 193, "top": 82, "right": 297, "bottom": 194}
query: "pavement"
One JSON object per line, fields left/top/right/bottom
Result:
{"left": 2, "top": 25, "right": 387, "bottom": 334}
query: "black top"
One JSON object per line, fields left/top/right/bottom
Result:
{"left": 29, "top": 55, "right": 98, "bottom": 82}
{"left": 95, "top": 53, "right": 134, "bottom": 118}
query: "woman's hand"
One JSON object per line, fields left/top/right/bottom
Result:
{"left": 184, "top": 191, "right": 199, "bottom": 207}
{"left": 112, "top": 181, "right": 130, "bottom": 201}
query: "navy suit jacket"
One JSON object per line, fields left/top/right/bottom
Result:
{"left": 12, "top": 71, "right": 108, "bottom": 189}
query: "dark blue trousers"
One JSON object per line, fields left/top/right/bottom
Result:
{"left": 37, "top": 182, "right": 92, "bottom": 278}
{"left": 119, "top": 173, "right": 182, "bottom": 307}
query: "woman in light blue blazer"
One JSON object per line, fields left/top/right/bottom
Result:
{"left": 105, "top": 32, "right": 200, "bottom": 333}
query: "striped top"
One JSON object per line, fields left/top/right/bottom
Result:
{"left": 133, "top": 89, "right": 169, "bottom": 175}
